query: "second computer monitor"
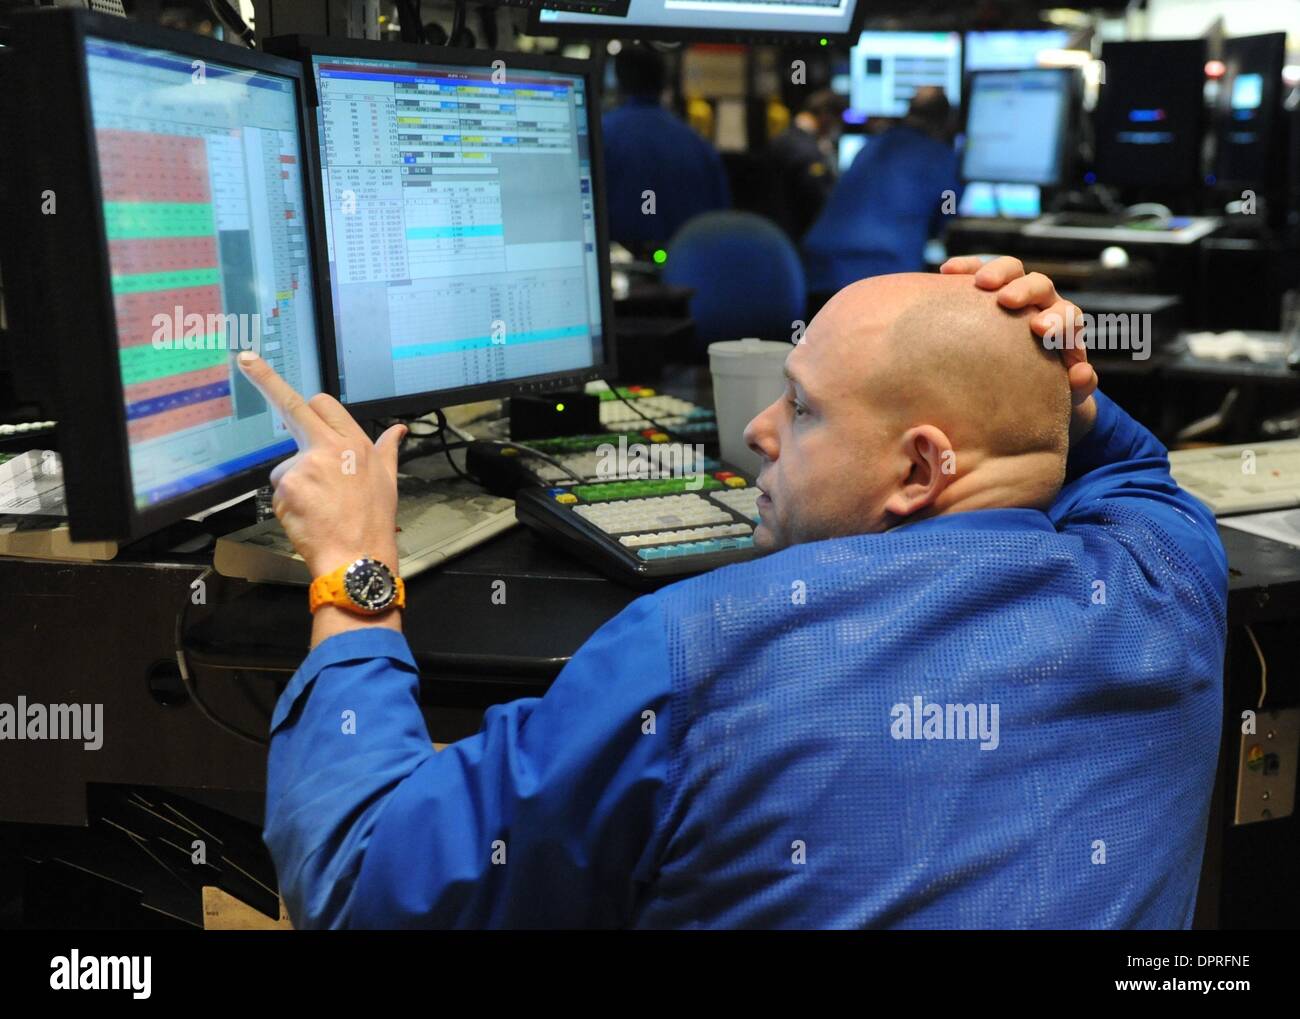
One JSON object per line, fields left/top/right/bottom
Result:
{"left": 1213, "top": 32, "right": 1287, "bottom": 189}
{"left": 1094, "top": 39, "right": 1207, "bottom": 197}
{"left": 849, "top": 31, "right": 962, "bottom": 120}
{"left": 268, "top": 38, "right": 614, "bottom": 419}
{"left": 962, "top": 69, "right": 1073, "bottom": 187}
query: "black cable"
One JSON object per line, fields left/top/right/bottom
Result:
{"left": 174, "top": 568, "right": 268, "bottom": 747}
{"left": 432, "top": 407, "right": 474, "bottom": 481}
{"left": 599, "top": 378, "right": 676, "bottom": 437}
{"left": 206, "top": 0, "right": 256, "bottom": 49}
{"left": 448, "top": 0, "right": 468, "bottom": 47}
{"left": 397, "top": 0, "right": 428, "bottom": 44}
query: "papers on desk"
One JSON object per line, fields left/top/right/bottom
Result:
{"left": 1219, "top": 508, "right": 1300, "bottom": 550}
{"left": 0, "top": 449, "right": 66, "bottom": 516}
{"left": 1184, "top": 330, "right": 1292, "bottom": 363}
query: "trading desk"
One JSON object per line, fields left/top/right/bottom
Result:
{"left": 1, "top": 384, "right": 1298, "bottom": 927}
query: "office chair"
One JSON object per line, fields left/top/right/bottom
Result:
{"left": 662, "top": 211, "right": 807, "bottom": 356}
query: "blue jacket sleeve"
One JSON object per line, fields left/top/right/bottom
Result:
{"left": 263, "top": 594, "right": 673, "bottom": 929}
{"left": 1049, "top": 389, "right": 1227, "bottom": 594}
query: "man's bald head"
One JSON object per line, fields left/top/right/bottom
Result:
{"left": 850, "top": 274, "right": 1070, "bottom": 464}
{"left": 745, "top": 272, "right": 1073, "bottom": 550}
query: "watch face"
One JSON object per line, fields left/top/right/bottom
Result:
{"left": 343, "top": 557, "right": 397, "bottom": 613}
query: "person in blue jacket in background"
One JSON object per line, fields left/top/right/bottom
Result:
{"left": 240, "top": 256, "right": 1226, "bottom": 929}
{"left": 600, "top": 43, "right": 731, "bottom": 254}
{"left": 803, "top": 86, "right": 961, "bottom": 297}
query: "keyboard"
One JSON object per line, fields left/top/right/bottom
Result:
{"left": 1169, "top": 439, "right": 1300, "bottom": 516}
{"left": 590, "top": 384, "right": 717, "bottom": 438}
{"left": 515, "top": 470, "right": 763, "bottom": 587}
{"left": 214, "top": 475, "right": 517, "bottom": 584}
{"left": 521, "top": 430, "right": 718, "bottom": 484}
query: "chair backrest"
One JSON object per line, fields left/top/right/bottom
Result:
{"left": 662, "top": 211, "right": 807, "bottom": 351}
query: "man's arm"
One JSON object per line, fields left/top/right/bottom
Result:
{"left": 234, "top": 353, "right": 676, "bottom": 928}
{"left": 1049, "top": 389, "right": 1227, "bottom": 592}
{"left": 264, "top": 595, "right": 673, "bottom": 929}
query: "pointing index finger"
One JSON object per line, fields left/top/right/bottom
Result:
{"left": 236, "top": 352, "right": 332, "bottom": 449}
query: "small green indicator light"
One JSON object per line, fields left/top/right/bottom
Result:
{"left": 556, "top": 403, "right": 566, "bottom": 412}
{"left": 819, "top": 38, "right": 828, "bottom": 47}
{"left": 653, "top": 249, "right": 667, "bottom": 264}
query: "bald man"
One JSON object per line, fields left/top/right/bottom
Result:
{"left": 253, "top": 259, "right": 1226, "bottom": 929}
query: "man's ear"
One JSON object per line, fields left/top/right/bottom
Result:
{"left": 882, "top": 425, "right": 956, "bottom": 521}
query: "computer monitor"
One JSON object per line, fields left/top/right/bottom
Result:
{"left": 1213, "top": 32, "right": 1286, "bottom": 189}
{"left": 849, "top": 31, "right": 962, "bottom": 120}
{"left": 963, "top": 29, "right": 1073, "bottom": 72}
{"left": 961, "top": 69, "right": 1073, "bottom": 187}
{"left": 265, "top": 36, "right": 615, "bottom": 420}
{"left": 1093, "top": 39, "right": 1207, "bottom": 196}
{"left": 528, "top": 0, "right": 865, "bottom": 45}
{"left": 4, "top": 10, "right": 330, "bottom": 540}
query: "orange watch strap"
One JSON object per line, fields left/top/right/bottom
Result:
{"left": 309, "top": 561, "right": 405, "bottom": 615}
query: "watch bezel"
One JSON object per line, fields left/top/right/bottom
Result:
{"left": 341, "top": 556, "right": 398, "bottom": 614}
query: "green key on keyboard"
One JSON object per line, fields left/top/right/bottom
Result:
{"left": 573, "top": 475, "right": 725, "bottom": 502}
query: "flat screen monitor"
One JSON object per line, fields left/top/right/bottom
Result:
{"left": 266, "top": 37, "right": 614, "bottom": 419}
{"left": 1093, "top": 39, "right": 1207, "bottom": 193}
{"left": 5, "top": 10, "right": 329, "bottom": 540}
{"left": 963, "top": 29, "right": 1073, "bottom": 72}
{"left": 1213, "top": 32, "right": 1286, "bottom": 188}
{"left": 528, "top": 0, "right": 864, "bottom": 45}
{"left": 849, "top": 31, "right": 962, "bottom": 120}
{"left": 961, "top": 68, "right": 1073, "bottom": 186}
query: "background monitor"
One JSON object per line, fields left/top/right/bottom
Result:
{"left": 963, "top": 29, "right": 1073, "bottom": 72}
{"left": 266, "top": 37, "right": 614, "bottom": 420}
{"left": 849, "top": 31, "right": 962, "bottom": 119}
{"left": 1213, "top": 32, "right": 1287, "bottom": 189}
{"left": 5, "top": 10, "right": 329, "bottom": 540}
{"left": 961, "top": 68, "right": 1073, "bottom": 186}
{"left": 1093, "top": 38, "right": 1207, "bottom": 194}
{"left": 957, "top": 181, "right": 1042, "bottom": 219}
{"left": 529, "top": 0, "right": 864, "bottom": 45}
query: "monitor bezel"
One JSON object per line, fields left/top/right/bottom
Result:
{"left": 960, "top": 67, "right": 1077, "bottom": 188}
{"left": 264, "top": 34, "right": 618, "bottom": 423}
{"left": 8, "top": 8, "right": 336, "bottom": 542}
{"left": 524, "top": 0, "right": 867, "bottom": 46}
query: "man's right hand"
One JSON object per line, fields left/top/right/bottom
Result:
{"left": 941, "top": 255, "right": 1098, "bottom": 444}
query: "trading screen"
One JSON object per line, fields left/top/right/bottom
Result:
{"left": 850, "top": 32, "right": 962, "bottom": 119}
{"left": 537, "top": 0, "right": 858, "bottom": 37}
{"left": 85, "top": 37, "right": 323, "bottom": 509}
{"left": 963, "top": 30, "right": 1072, "bottom": 72}
{"left": 310, "top": 55, "right": 605, "bottom": 405}
{"left": 962, "top": 70, "right": 1071, "bottom": 186}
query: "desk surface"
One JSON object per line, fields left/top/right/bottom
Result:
{"left": 180, "top": 520, "right": 1300, "bottom": 694}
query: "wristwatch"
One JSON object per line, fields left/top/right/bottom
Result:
{"left": 309, "top": 556, "right": 405, "bottom": 616}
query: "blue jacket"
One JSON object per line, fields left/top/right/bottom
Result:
{"left": 803, "top": 124, "right": 960, "bottom": 293}
{"left": 264, "top": 390, "right": 1227, "bottom": 928}
{"left": 601, "top": 99, "right": 731, "bottom": 249}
